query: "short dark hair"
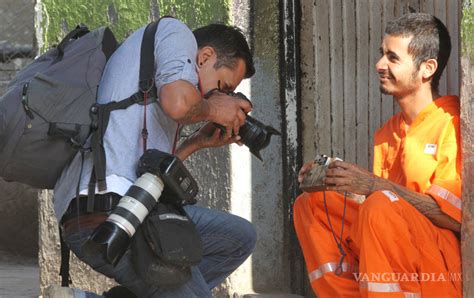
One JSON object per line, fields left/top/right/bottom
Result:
{"left": 385, "top": 13, "right": 451, "bottom": 92}
{"left": 193, "top": 24, "right": 255, "bottom": 78}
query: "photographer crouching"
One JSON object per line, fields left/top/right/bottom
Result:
{"left": 51, "top": 18, "right": 257, "bottom": 298}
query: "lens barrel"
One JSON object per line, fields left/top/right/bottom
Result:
{"left": 239, "top": 115, "right": 280, "bottom": 161}
{"left": 213, "top": 92, "right": 280, "bottom": 161}
{"left": 83, "top": 172, "right": 164, "bottom": 265}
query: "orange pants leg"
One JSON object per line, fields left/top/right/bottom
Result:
{"left": 350, "top": 190, "right": 461, "bottom": 298}
{"left": 293, "top": 191, "right": 361, "bottom": 298}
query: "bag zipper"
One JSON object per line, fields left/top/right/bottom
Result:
{"left": 21, "top": 82, "right": 35, "bottom": 119}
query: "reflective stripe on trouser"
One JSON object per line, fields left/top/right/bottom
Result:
{"left": 294, "top": 192, "right": 360, "bottom": 298}
{"left": 293, "top": 191, "right": 462, "bottom": 298}
{"left": 359, "top": 281, "right": 420, "bottom": 297}
{"left": 309, "top": 262, "right": 357, "bottom": 282}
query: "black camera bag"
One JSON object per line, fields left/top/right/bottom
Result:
{"left": 132, "top": 201, "right": 203, "bottom": 286}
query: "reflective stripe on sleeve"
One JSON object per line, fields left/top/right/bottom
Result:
{"left": 308, "top": 262, "right": 355, "bottom": 282}
{"left": 427, "top": 184, "right": 462, "bottom": 210}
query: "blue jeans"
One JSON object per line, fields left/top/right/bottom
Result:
{"left": 63, "top": 205, "right": 257, "bottom": 297}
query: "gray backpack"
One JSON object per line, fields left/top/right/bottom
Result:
{"left": 0, "top": 21, "right": 160, "bottom": 189}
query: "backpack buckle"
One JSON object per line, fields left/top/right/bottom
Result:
{"left": 89, "top": 104, "right": 99, "bottom": 129}
{"left": 139, "top": 79, "right": 155, "bottom": 94}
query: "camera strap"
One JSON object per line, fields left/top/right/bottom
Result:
{"left": 323, "top": 191, "right": 348, "bottom": 276}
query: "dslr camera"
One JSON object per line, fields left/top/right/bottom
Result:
{"left": 205, "top": 90, "right": 280, "bottom": 161}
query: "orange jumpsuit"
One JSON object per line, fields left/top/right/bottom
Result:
{"left": 293, "top": 96, "right": 462, "bottom": 297}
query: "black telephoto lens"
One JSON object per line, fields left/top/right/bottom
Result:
{"left": 82, "top": 221, "right": 131, "bottom": 265}
{"left": 82, "top": 172, "right": 165, "bottom": 265}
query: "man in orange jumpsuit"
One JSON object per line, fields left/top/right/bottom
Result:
{"left": 293, "top": 13, "right": 461, "bottom": 298}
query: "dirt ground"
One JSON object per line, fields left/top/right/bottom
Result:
{"left": 0, "top": 250, "right": 39, "bottom": 298}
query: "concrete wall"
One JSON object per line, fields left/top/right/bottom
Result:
{"left": 0, "top": 0, "right": 38, "bottom": 257}
{"left": 0, "top": 0, "right": 35, "bottom": 45}
{"left": 0, "top": 179, "right": 38, "bottom": 256}
{"left": 461, "top": 0, "right": 474, "bottom": 295}
{"left": 228, "top": 0, "right": 288, "bottom": 295}
{"left": 37, "top": 0, "right": 294, "bottom": 296}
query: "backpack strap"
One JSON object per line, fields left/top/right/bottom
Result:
{"left": 56, "top": 24, "right": 90, "bottom": 61}
{"left": 139, "top": 20, "right": 160, "bottom": 92}
{"left": 89, "top": 18, "right": 165, "bottom": 200}
{"left": 59, "top": 226, "right": 72, "bottom": 286}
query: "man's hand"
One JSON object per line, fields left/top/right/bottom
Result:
{"left": 192, "top": 122, "right": 241, "bottom": 149}
{"left": 174, "top": 122, "right": 241, "bottom": 161}
{"left": 297, "top": 160, "right": 316, "bottom": 184}
{"left": 206, "top": 92, "right": 252, "bottom": 138}
{"left": 322, "top": 160, "right": 460, "bottom": 232}
{"left": 323, "top": 160, "right": 381, "bottom": 195}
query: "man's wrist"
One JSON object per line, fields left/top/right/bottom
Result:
{"left": 200, "top": 99, "right": 211, "bottom": 122}
{"left": 175, "top": 137, "right": 199, "bottom": 160}
{"left": 371, "top": 176, "right": 392, "bottom": 194}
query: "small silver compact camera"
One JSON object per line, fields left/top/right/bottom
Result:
{"left": 299, "top": 154, "right": 341, "bottom": 192}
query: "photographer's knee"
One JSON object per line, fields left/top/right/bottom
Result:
{"left": 239, "top": 218, "right": 257, "bottom": 257}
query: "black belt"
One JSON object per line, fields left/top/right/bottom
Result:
{"left": 61, "top": 192, "right": 121, "bottom": 224}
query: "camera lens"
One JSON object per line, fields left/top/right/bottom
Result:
{"left": 239, "top": 115, "right": 280, "bottom": 161}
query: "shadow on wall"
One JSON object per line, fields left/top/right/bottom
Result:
{"left": 0, "top": 178, "right": 38, "bottom": 257}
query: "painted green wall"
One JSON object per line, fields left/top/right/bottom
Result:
{"left": 462, "top": 1, "right": 474, "bottom": 61}
{"left": 40, "top": 0, "right": 229, "bottom": 50}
